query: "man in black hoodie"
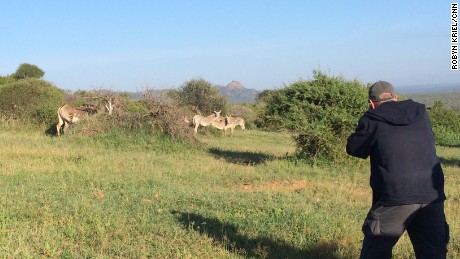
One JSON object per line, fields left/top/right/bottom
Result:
{"left": 346, "top": 81, "right": 449, "bottom": 259}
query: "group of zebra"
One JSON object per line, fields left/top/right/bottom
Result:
{"left": 56, "top": 104, "right": 246, "bottom": 137}
{"left": 191, "top": 110, "right": 245, "bottom": 137}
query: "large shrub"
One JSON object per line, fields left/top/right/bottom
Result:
{"left": 257, "top": 71, "right": 368, "bottom": 163}
{"left": 67, "top": 88, "right": 195, "bottom": 140}
{"left": 0, "top": 78, "right": 64, "bottom": 124}
{"left": 0, "top": 75, "right": 15, "bottom": 86}
{"left": 138, "top": 90, "right": 195, "bottom": 140}
{"left": 429, "top": 101, "right": 460, "bottom": 146}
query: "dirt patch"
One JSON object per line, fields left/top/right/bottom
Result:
{"left": 240, "top": 179, "right": 308, "bottom": 192}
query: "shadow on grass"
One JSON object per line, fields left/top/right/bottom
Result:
{"left": 208, "top": 148, "right": 276, "bottom": 165}
{"left": 439, "top": 157, "right": 460, "bottom": 167}
{"left": 45, "top": 122, "right": 58, "bottom": 137}
{"left": 173, "top": 211, "right": 342, "bottom": 259}
{"left": 439, "top": 144, "right": 460, "bottom": 148}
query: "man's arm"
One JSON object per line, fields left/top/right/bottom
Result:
{"left": 346, "top": 117, "right": 372, "bottom": 159}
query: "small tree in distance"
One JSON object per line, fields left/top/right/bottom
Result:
{"left": 12, "top": 63, "right": 45, "bottom": 79}
{"left": 169, "top": 78, "right": 227, "bottom": 115}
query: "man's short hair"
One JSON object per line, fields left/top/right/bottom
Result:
{"left": 369, "top": 81, "right": 396, "bottom": 102}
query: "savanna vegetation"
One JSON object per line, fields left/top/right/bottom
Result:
{"left": 404, "top": 90, "right": 460, "bottom": 113}
{"left": 0, "top": 64, "right": 459, "bottom": 258}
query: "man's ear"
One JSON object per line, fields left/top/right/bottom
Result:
{"left": 369, "top": 99, "right": 376, "bottom": 109}
{"left": 395, "top": 95, "right": 399, "bottom": 101}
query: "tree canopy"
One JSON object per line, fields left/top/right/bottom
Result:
{"left": 256, "top": 70, "right": 368, "bottom": 163}
{"left": 12, "top": 63, "right": 45, "bottom": 79}
{"left": 169, "top": 78, "right": 227, "bottom": 115}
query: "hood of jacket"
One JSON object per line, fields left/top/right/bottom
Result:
{"left": 364, "top": 99, "right": 425, "bottom": 126}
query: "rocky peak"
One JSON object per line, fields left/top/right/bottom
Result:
{"left": 226, "top": 80, "right": 244, "bottom": 90}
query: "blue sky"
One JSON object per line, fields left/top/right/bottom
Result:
{"left": 1, "top": 1, "right": 458, "bottom": 92}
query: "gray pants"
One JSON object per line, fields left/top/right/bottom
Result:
{"left": 360, "top": 202, "right": 449, "bottom": 259}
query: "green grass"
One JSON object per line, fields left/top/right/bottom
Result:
{"left": 0, "top": 128, "right": 458, "bottom": 258}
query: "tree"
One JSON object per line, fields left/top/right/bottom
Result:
{"left": 257, "top": 70, "right": 368, "bottom": 163}
{"left": 12, "top": 63, "right": 45, "bottom": 79}
{"left": 169, "top": 78, "right": 227, "bottom": 115}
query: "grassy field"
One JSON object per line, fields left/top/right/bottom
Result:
{"left": 0, "top": 128, "right": 458, "bottom": 258}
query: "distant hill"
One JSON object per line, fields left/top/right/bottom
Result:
{"left": 129, "top": 81, "right": 260, "bottom": 104}
{"left": 216, "top": 81, "right": 259, "bottom": 104}
{"left": 398, "top": 83, "right": 460, "bottom": 94}
{"left": 397, "top": 83, "right": 460, "bottom": 112}
{"left": 128, "top": 82, "right": 460, "bottom": 107}
{"left": 402, "top": 90, "right": 460, "bottom": 113}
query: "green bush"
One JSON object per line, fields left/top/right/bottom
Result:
{"left": 429, "top": 101, "right": 460, "bottom": 146}
{"left": 0, "top": 76, "right": 15, "bottom": 86}
{"left": 0, "top": 78, "right": 64, "bottom": 125}
{"left": 256, "top": 71, "right": 368, "bottom": 163}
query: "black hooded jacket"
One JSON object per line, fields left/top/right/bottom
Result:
{"left": 346, "top": 99, "right": 445, "bottom": 206}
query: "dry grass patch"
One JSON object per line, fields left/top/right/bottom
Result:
{"left": 237, "top": 177, "right": 367, "bottom": 191}
{"left": 240, "top": 179, "right": 308, "bottom": 192}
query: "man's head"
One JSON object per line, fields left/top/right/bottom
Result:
{"left": 368, "top": 81, "right": 398, "bottom": 109}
